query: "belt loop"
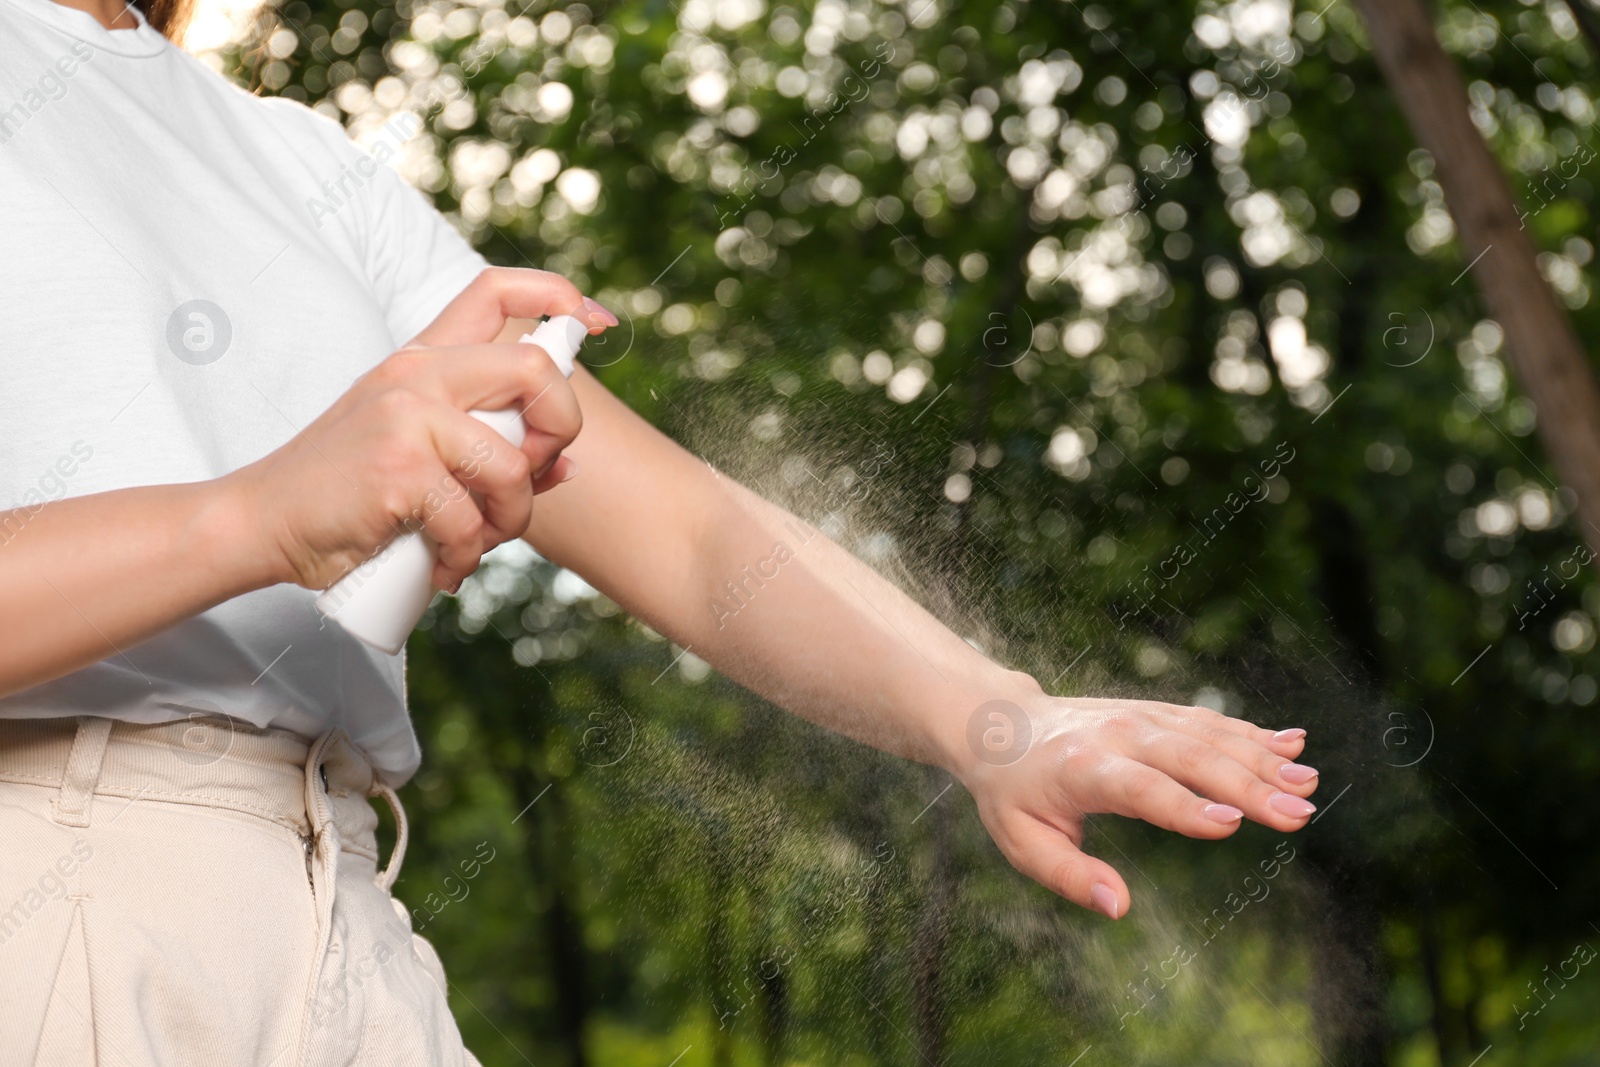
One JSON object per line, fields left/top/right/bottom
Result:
{"left": 51, "top": 716, "right": 114, "bottom": 828}
{"left": 371, "top": 781, "right": 408, "bottom": 892}
{"left": 303, "top": 729, "right": 341, "bottom": 844}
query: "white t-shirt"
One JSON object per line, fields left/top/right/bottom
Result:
{"left": 0, "top": 0, "right": 490, "bottom": 782}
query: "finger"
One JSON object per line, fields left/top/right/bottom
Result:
{"left": 1166, "top": 720, "right": 1320, "bottom": 797}
{"left": 1262, "top": 726, "right": 1308, "bottom": 759}
{"left": 997, "top": 813, "right": 1130, "bottom": 919}
{"left": 438, "top": 343, "right": 583, "bottom": 458}
{"left": 530, "top": 454, "right": 577, "bottom": 495}
{"left": 407, "top": 417, "right": 532, "bottom": 586}
{"left": 410, "top": 467, "right": 488, "bottom": 590}
{"left": 1093, "top": 755, "right": 1254, "bottom": 839}
{"left": 428, "top": 407, "right": 537, "bottom": 546}
{"left": 410, "top": 267, "right": 606, "bottom": 347}
{"left": 372, "top": 343, "right": 583, "bottom": 426}
{"left": 1138, "top": 734, "right": 1315, "bottom": 831}
{"left": 1159, "top": 703, "right": 1308, "bottom": 759}
{"left": 507, "top": 359, "right": 585, "bottom": 454}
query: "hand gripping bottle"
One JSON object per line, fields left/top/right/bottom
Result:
{"left": 314, "top": 314, "right": 589, "bottom": 654}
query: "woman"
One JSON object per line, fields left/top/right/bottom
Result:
{"left": 0, "top": 0, "right": 1319, "bottom": 1062}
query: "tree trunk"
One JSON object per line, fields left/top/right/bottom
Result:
{"left": 1301, "top": 859, "right": 1390, "bottom": 1065}
{"left": 1304, "top": 500, "right": 1391, "bottom": 1065}
{"left": 1353, "top": 0, "right": 1600, "bottom": 566}
{"left": 1417, "top": 900, "right": 1458, "bottom": 1063}
{"left": 519, "top": 769, "right": 591, "bottom": 1067}
{"left": 759, "top": 961, "right": 787, "bottom": 1065}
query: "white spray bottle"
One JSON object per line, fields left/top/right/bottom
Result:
{"left": 315, "top": 314, "right": 590, "bottom": 654}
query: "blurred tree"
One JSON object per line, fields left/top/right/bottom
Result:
{"left": 1357, "top": 0, "right": 1600, "bottom": 569}
{"left": 209, "top": 0, "right": 1600, "bottom": 1062}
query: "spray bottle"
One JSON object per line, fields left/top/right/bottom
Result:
{"left": 314, "top": 314, "right": 590, "bottom": 654}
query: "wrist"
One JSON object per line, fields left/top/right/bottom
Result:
{"left": 197, "top": 469, "right": 291, "bottom": 593}
{"left": 930, "top": 667, "right": 1046, "bottom": 785}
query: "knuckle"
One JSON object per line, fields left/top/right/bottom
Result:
{"left": 1045, "top": 856, "right": 1081, "bottom": 899}
{"left": 374, "top": 350, "right": 426, "bottom": 385}
{"left": 480, "top": 266, "right": 516, "bottom": 296}
{"left": 1249, "top": 781, "right": 1280, "bottom": 807}
{"left": 1059, "top": 743, "right": 1099, "bottom": 779}
{"left": 559, "top": 404, "right": 583, "bottom": 441}
{"left": 518, "top": 339, "right": 559, "bottom": 369}
{"left": 536, "top": 401, "right": 582, "bottom": 444}
{"left": 532, "top": 266, "right": 580, "bottom": 295}
{"left": 524, "top": 347, "right": 571, "bottom": 391}
{"left": 500, "top": 448, "right": 533, "bottom": 484}
{"left": 997, "top": 842, "right": 1034, "bottom": 882}
{"left": 1176, "top": 742, "right": 1210, "bottom": 775}
{"left": 1122, "top": 768, "right": 1160, "bottom": 804}
{"left": 378, "top": 486, "right": 414, "bottom": 523}
{"left": 373, "top": 386, "right": 425, "bottom": 424}
{"left": 435, "top": 522, "right": 471, "bottom": 550}
{"left": 1101, "top": 711, "right": 1135, "bottom": 738}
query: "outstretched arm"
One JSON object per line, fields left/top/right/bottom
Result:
{"left": 523, "top": 357, "right": 1320, "bottom": 919}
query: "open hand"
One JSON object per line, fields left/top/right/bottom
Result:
{"left": 955, "top": 688, "right": 1317, "bottom": 919}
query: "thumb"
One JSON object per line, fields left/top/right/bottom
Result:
{"left": 410, "top": 267, "right": 593, "bottom": 348}
{"left": 998, "top": 814, "right": 1130, "bottom": 920}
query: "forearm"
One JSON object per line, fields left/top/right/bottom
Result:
{"left": 652, "top": 477, "right": 1041, "bottom": 772}
{"left": 521, "top": 371, "right": 1036, "bottom": 774}
{"left": 0, "top": 480, "right": 272, "bottom": 698}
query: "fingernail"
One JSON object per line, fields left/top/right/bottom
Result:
{"left": 580, "top": 297, "right": 618, "bottom": 328}
{"left": 1203, "top": 803, "right": 1244, "bottom": 824}
{"left": 559, "top": 457, "right": 579, "bottom": 482}
{"left": 1272, "top": 728, "right": 1306, "bottom": 742}
{"left": 1269, "top": 792, "right": 1316, "bottom": 818}
{"left": 1089, "top": 882, "right": 1121, "bottom": 920}
{"left": 1279, "top": 762, "right": 1319, "bottom": 785}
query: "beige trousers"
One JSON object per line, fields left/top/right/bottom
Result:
{"left": 0, "top": 716, "right": 481, "bottom": 1067}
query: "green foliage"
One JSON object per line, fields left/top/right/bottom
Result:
{"left": 223, "top": 0, "right": 1600, "bottom": 1061}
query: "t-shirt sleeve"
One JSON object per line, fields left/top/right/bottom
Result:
{"left": 256, "top": 97, "right": 489, "bottom": 347}
{"left": 358, "top": 157, "right": 490, "bottom": 345}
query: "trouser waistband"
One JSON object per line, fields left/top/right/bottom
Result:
{"left": 0, "top": 715, "right": 408, "bottom": 889}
